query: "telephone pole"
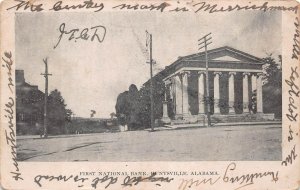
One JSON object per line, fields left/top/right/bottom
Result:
{"left": 198, "top": 33, "right": 212, "bottom": 127}
{"left": 41, "top": 58, "right": 52, "bottom": 138}
{"left": 146, "top": 31, "right": 154, "bottom": 131}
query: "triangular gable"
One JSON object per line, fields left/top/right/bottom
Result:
{"left": 182, "top": 46, "right": 263, "bottom": 63}
{"left": 211, "top": 55, "right": 241, "bottom": 62}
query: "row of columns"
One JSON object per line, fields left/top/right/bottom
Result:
{"left": 198, "top": 71, "right": 264, "bottom": 114}
{"left": 163, "top": 70, "right": 264, "bottom": 120}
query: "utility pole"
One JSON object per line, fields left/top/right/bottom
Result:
{"left": 41, "top": 58, "right": 52, "bottom": 138}
{"left": 198, "top": 33, "right": 212, "bottom": 127}
{"left": 146, "top": 31, "right": 154, "bottom": 131}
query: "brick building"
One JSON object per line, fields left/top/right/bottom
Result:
{"left": 16, "top": 70, "right": 44, "bottom": 135}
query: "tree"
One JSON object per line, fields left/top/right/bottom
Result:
{"left": 138, "top": 77, "right": 165, "bottom": 128}
{"left": 261, "top": 55, "right": 282, "bottom": 118}
{"left": 47, "top": 89, "right": 71, "bottom": 134}
{"left": 263, "top": 55, "right": 282, "bottom": 87}
{"left": 127, "top": 84, "right": 142, "bottom": 130}
{"left": 115, "top": 91, "right": 129, "bottom": 126}
{"left": 65, "top": 109, "right": 73, "bottom": 122}
{"left": 115, "top": 84, "right": 143, "bottom": 130}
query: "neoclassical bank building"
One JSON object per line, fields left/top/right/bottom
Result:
{"left": 148, "top": 46, "right": 276, "bottom": 124}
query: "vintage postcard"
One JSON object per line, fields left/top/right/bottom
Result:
{"left": 0, "top": 0, "right": 299, "bottom": 189}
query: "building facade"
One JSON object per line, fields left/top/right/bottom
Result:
{"left": 158, "top": 46, "right": 275, "bottom": 124}
{"left": 16, "top": 70, "right": 44, "bottom": 134}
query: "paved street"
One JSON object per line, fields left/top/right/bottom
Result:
{"left": 17, "top": 124, "right": 281, "bottom": 162}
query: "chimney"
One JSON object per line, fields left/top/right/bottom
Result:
{"left": 16, "top": 70, "right": 25, "bottom": 85}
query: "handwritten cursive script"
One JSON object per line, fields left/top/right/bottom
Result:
{"left": 192, "top": 1, "right": 298, "bottom": 14}
{"left": 285, "top": 66, "right": 299, "bottom": 122}
{"left": 178, "top": 176, "right": 220, "bottom": 190}
{"left": 6, "top": 0, "right": 44, "bottom": 12}
{"left": 33, "top": 172, "right": 174, "bottom": 188}
{"left": 91, "top": 175, "right": 118, "bottom": 189}
{"left": 50, "top": 0, "right": 104, "bottom": 12}
{"left": 54, "top": 23, "right": 106, "bottom": 49}
{"left": 292, "top": 17, "right": 300, "bottom": 59}
{"left": 34, "top": 174, "right": 89, "bottom": 187}
{"left": 2, "top": 52, "right": 14, "bottom": 93}
{"left": 4, "top": 97, "right": 23, "bottom": 181}
{"left": 121, "top": 173, "right": 174, "bottom": 187}
{"left": 223, "top": 162, "right": 279, "bottom": 189}
{"left": 2, "top": 51, "right": 23, "bottom": 181}
{"left": 282, "top": 145, "right": 297, "bottom": 166}
{"left": 282, "top": 65, "right": 299, "bottom": 167}
{"left": 112, "top": 2, "right": 170, "bottom": 12}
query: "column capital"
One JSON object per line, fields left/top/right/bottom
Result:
{"left": 179, "top": 70, "right": 191, "bottom": 77}
{"left": 242, "top": 72, "right": 250, "bottom": 77}
{"left": 257, "top": 72, "right": 264, "bottom": 77}
{"left": 197, "top": 71, "right": 206, "bottom": 76}
{"left": 174, "top": 73, "right": 183, "bottom": 80}
{"left": 171, "top": 76, "right": 175, "bottom": 83}
{"left": 164, "top": 78, "right": 172, "bottom": 85}
{"left": 213, "top": 71, "right": 222, "bottom": 76}
{"left": 229, "top": 71, "right": 236, "bottom": 76}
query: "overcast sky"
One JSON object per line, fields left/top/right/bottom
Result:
{"left": 16, "top": 10, "right": 281, "bottom": 118}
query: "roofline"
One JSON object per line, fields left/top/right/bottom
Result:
{"left": 164, "top": 46, "right": 263, "bottom": 75}
{"left": 183, "top": 59, "right": 264, "bottom": 65}
{"left": 181, "top": 46, "right": 264, "bottom": 63}
{"left": 143, "top": 46, "right": 264, "bottom": 86}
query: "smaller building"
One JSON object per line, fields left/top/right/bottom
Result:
{"left": 16, "top": 70, "right": 44, "bottom": 135}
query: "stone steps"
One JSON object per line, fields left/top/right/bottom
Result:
{"left": 170, "top": 113, "right": 275, "bottom": 125}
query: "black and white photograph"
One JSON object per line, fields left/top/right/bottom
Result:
{"left": 2, "top": 0, "right": 300, "bottom": 189}
{"left": 14, "top": 9, "right": 283, "bottom": 162}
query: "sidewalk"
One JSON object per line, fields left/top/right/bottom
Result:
{"left": 146, "top": 121, "right": 282, "bottom": 131}
{"left": 17, "top": 133, "right": 95, "bottom": 140}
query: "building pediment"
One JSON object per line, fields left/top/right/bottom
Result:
{"left": 211, "top": 55, "right": 242, "bottom": 62}
{"left": 182, "top": 46, "right": 263, "bottom": 63}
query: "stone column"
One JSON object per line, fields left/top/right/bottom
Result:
{"left": 228, "top": 72, "right": 236, "bottom": 114}
{"left": 256, "top": 73, "right": 263, "bottom": 113}
{"left": 182, "top": 71, "right": 190, "bottom": 117}
{"left": 198, "top": 71, "right": 205, "bottom": 114}
{"left": 161, "top": 80, "right": 171, "bottom": 124}
{"left": 242, "top": 72, "right": 250, "bottom": 113}
{"left": 213, "top": 72, "right": 222, "bottom": 114}
{"left": 175, "top": 74, "right": 182, "bottom": 118}
{"left": 251, "top": 74, "right": 257, "bottom": 113}
{"left": 171, "top": 77, "right": 176, "bottom": 116}
{"left": 170, "top": 78, "right": 174, "bottom": 100}
{"left": 251, "top": 74, "right": 257, "bottom": 92}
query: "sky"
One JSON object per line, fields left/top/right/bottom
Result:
{"left": 16, "top": 10, "right": 281, "bottom": 118}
